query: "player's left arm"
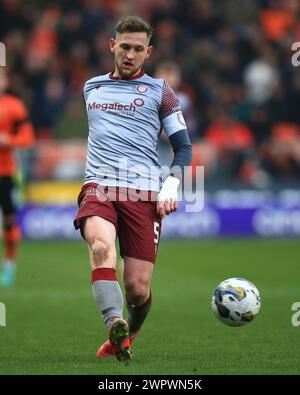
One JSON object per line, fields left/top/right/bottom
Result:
{"left": 0, "top": 99, "right": 35, "bottom": 148}
{"left": 157, "top": 81, "right": 192, "bottom": 218}
{"left": 157, "top": 129, "right": 192, "bottom": 218}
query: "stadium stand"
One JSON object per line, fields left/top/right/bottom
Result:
{"left": 1, "top": 0, "right": 300, "bottom": 187}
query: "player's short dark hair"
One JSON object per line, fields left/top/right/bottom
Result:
{"left": 116, "top": 16, "right": 153, "bottom": 42}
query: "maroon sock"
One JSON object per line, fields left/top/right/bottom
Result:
{"left": 126, "top": 292, "right": 152, "bottom": 335}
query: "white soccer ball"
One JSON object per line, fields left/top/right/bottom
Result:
{"left": 211, "top": 277, "right": 261, "bottom": 327}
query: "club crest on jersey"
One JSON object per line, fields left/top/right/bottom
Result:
{"left": 136, "top": 84, "right": 149, "bottom": 93}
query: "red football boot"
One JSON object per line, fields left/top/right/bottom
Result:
{"left": 97, "top": 318, "right": 132, "bottom": 364}
{"left": 96, "top": 324, "right": 138, "bottom": 362}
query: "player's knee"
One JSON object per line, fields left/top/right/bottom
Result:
{"left": 89, "top": 238, "right": 115, "bottom": 267}
{"left": 125, "top": 279, "right": 149, "bottom": 306}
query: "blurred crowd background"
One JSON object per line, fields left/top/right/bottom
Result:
{"left": 1, "top": 0, "right": 300, "bottom": 188}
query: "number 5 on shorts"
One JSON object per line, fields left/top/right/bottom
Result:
{"left": 154, "top": 222, "right": 160, "bottom": 245}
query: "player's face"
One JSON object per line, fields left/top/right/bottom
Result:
{"left": 110, "top": 32, "right": 153, "bottom": 79}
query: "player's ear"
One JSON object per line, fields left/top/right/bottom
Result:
{"left": 109, "top": 38, "right": 116, "bottom": 53}
{"left": 145, "top": 45, "right": 153, "bottom": 59}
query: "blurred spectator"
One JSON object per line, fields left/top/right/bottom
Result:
{"left": 154, "top": 60, "right": 199, "bottom": 138}
{"left": 31, "top": 75, "right": 67, "bottom": 138}
{"left": 32, "top": 140, "right": 86, "bottom": 180}
{"left": 260, "top": 122, "right": 300, "bottom": 181}
{"left": 244, "top": 53, "right": 279, "bottom": 104}
{"left": 248, "top": 105, "right": 272, "bottom": 145}
{"left": 154, "top": 60, "right": 200, "bottom": 170}
{"left": 204, "top": 108, "right": 255, "bottom": 182}
{"left": 287, "top": 72, "right": 300, "bottom": 125}
{"left": 259, "top": 0, "right": 297, "bottom": 42}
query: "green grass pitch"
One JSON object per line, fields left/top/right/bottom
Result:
{"left": 0, "top": 239, "right": 300, "bottom": 375}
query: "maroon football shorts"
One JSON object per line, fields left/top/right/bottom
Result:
{"left": 74, "top": 183, "right": 162, "bottom": 263}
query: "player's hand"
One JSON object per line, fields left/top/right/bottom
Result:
{"left": 156, "top": 176, "right": 180, "bottom": 218}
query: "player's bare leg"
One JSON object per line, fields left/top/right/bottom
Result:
{"left": 84, "top": 216, "right": 131, "bottom": 363}
{"left": 123, "top": 257, "right": 153, "bottom": 342}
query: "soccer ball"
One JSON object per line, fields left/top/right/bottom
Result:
{"left": 211, "top": 277, "right": 261, "bottom": 327}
